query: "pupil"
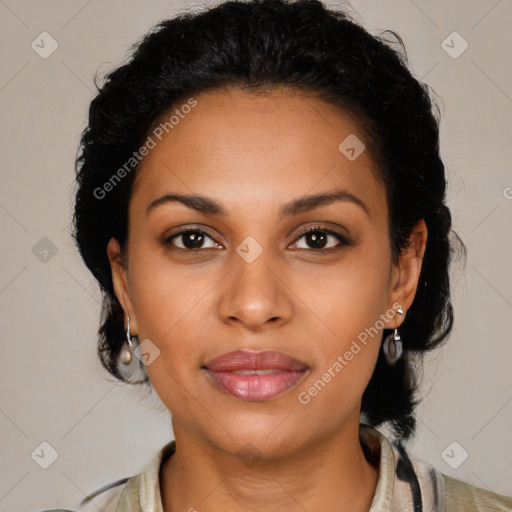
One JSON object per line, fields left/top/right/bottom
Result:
{"left": 183, "top": 232, "right": 204, "bottom": 249}
{"left": 307, "top": 231, "right": 326, "bottom": 249}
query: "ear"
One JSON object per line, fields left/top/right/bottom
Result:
{"left": 107, "top": 237, "right": 138, "bottom": 335}
{"left": 386, "top": 219, "right": 428, "bottom": 327}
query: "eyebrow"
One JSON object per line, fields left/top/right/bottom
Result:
{"left": 146, "top": 188, "right": 369, "bottom": 218}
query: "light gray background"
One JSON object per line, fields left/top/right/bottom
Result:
{"left": 0, "top": 0, "right": 511, "bottom": 510}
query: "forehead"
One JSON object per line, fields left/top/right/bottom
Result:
{"left": 131, "top": 86, "right": 386, "bottom": 219}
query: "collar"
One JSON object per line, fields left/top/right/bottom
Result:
{"left": 115, "top": 425, "right": 446, "bottom": 512}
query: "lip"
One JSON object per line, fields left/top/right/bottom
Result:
{"left": 203, "top": 350, "right": 309, "bottom": 401}
{"left": 204, "top": 350, "right": 308, "bottom": 372}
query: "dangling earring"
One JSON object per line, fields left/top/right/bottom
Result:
{"left": 120, "top": 316, "right": 134, "bottom": 365}
{"left": 117, "top": 315, "right": 147, "bottom": 384}
{"left": 383, "top": 307, "right": 404, "bottom": 365}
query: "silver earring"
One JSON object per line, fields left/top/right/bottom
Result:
{"left": 120, "top": 316, "right": 134, "bottom": 365}
{"left": 116, "top": 316, "right": 147, "bottom": 384}
{"left": 383, "top": 307, "right": 404, "bottom": 364}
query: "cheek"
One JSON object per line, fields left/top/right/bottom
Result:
{"left": 302, "top": 239, "right": 391, "bottom": 396}
{"left": 296, "top": 273, "right": 388, "bottom": 417}
{"left": 126, "top": 257, "right": 206, "bottom": 409}
{"left": 127, "top": 239, "right": 203, "bottom": 334}
{"left": 126, "top": 244, "right": 218, "bottom": 377}
{"left": 318, "top": 243, "right": 392, "bottom": 336}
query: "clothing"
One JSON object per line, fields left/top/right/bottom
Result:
{"left": 68, "top": 425, "right": 511, "bottom": 511}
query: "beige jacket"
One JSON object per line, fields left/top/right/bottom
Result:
{"left": 65, "top": 426, "right": 511, "bottom": 511}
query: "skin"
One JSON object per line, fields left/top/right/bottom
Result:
{"left": 108, "top": 86, "right": 427, "bottom": 511}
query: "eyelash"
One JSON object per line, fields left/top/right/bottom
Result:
{"left": 164, "top": 225, "right": 350, "bottom": 254}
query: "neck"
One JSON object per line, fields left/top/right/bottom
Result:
{"left": 160, "top": 418, "right": 379, "bottom": 512}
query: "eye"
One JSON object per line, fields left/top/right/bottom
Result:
{"left": 165, "top": 228, "right": 222, "bottom": 251}
{"left": 164, "top": 225, "right": 349, "bottom": 253}
{"left": 289, "top": 226, "right": 349, "bottom": 251}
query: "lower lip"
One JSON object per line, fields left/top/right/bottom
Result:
{"left": 204, "top": 369, "right": 307, "bottom": 401}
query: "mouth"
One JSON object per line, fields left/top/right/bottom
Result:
{"left": 202, "top": 350, "right": 309, "bottom": 401}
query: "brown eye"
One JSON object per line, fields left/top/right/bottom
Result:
{"left": 166, "top": 229, "right": 221, "bottom": 251}
{"left": 290, "top": 227, "right": 348, "bottom": 251}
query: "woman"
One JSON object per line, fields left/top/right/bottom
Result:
{"left": 60, "top": 0, "right": 511, "bottom": 510}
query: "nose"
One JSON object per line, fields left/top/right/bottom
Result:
{"left": 217, "top": 247, "right": 294, "bottom": 331}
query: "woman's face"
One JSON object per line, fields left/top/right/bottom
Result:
{"left": 109, "top": 86, "right": 423, "bottom": 458}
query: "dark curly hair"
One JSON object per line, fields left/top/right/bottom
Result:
{"left": 72, "top": 0, "right": 465, "bottom": 440}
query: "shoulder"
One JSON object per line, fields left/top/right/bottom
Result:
{"left": 74, "top": 440, "right": 174, "bottom": 512}
{"left": 378, "top": 428, "right": 512, "bottom": 512}
{"left": 77, "top": 477, "right": 129, "bottom": 512}
{"left": 443, "top": 474, "right": 512, "bottom": 512}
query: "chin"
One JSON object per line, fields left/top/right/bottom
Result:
{"left": 203, "top": 410, "right": 311, "bottom": 461}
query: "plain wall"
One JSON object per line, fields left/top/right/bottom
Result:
{"left": 0, "top": 0, "right": 511, "bottom": 510}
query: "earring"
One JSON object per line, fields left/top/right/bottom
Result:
{"left": 116, "top": 316, "right": 147, "bottom": 384}
{"left": 120, "top": 316, "right": 134, "bottom": 365}
{"left": 383, "top": 306, "right": 404, "bottom": 365}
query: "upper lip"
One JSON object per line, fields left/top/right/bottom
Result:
{"left": 203, "top": 350, "right": 308, "bottom": 372}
